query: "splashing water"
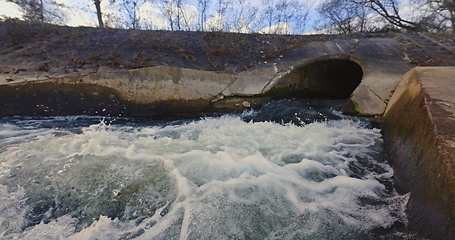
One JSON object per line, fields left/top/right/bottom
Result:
{"left": 0, "top": 99, "right": 413, "bottom": 239}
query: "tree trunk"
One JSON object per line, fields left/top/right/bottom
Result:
{"left": 94, "top": 0, "right": 104, "bottom": 28}
{"left": 40, "top": 0, "right": 44, "bottom": 29}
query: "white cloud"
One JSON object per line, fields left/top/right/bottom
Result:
{"left": 205, "top": 12, "right": 224, "bottom": 31}
{"left": 180, "top": 4, "right": 198, "bottom": 28}
{"left": 0, "top": 0, "right": 22, "bottom": 19}
{"left": 54, "top": 0, "right": 96, "bottom": 27}
{"left": 138, "top": 2, "right": 168, "bottom": 30}
{"left": 64, "top": 10, "right": 95, "bottom": 27}
{"left": 259, "top": 22, "right": 291, "bottom": 34}
{"left": 100, "top": 1, "right": 125, "bottom": 28}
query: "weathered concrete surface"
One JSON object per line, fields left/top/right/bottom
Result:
{"left": 85, "top": 66, "right": 235, "bottom": 103}
{"left": 0, "top": 35, "right": 413, "bottom": 116}
{"left": 221, "top": 37, "right": 412, "bottom": 116}
{"left": 223, "top": 39, "right": 359, "bottom": 97}
{"left": 0, "top": 66, "right": 237, "bottom": 117}
{"left": 382, "top": 67, "right": 455, "bottom": 239}
{"left": 348, "top": 38, "right": 413, "bottom": 115}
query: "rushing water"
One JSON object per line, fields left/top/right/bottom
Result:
{"left": 0, "top": 99, "right": 413, "bottom": 239}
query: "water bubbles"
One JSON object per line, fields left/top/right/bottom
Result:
{"left": 112, "top": 189, "right": 120, "bottom": 197}
{"left": 0, "top": 99, "right": 413, "bottom": 239}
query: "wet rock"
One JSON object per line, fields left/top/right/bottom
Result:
{"left": 242, "top": 101, "right": 251, "bottom": 108}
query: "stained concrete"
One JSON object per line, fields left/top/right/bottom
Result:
{"left": 383, "top": 67, "right": 455, "bottom": 239}
{"left": 0, "top": 66, "right": 236, "bottom": 117}
{"left": 348, "top": 38, "right": 414, "bottom": 115}
{"left": 0, "top": 35, "right": 413, "bottom": 117}
{"left": 221, "top": 37, "right": 412, "bottom": 116}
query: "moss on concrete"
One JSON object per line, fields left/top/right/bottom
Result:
{"left": 350, "top": 98, "right": 364, "bottom": 114}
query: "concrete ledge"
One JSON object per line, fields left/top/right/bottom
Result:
{"left": 0, "top": 66, "right": 241, "bottom": 117}
{"left": 383, "top": 67, "right": 455, "bottom": 239}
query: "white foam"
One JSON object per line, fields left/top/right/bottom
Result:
{"left": 0, "top": 185, "right": 27, "bottom": 237}
{"left": 0, "top": 115, "right": 410, "bottom": 239}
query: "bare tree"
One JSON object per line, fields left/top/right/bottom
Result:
{"left": 92, "top": 0, "right": 104, "bottom": 28}
{"left": 317, "top": 0, "right": 440, "bottom": 33}
{"left": 366, "top": 0, "right": 421, "bottom": 31}
{"left": 318, "top": 0, "right": 368, "bottom": 33}
{"left": 439, "top": 0, "right": 455, "bottom": 31}
{"left": 291, "top": 2, "right": 310, "bottom": 34}
{"left": 158, "top": 0, "right": 176, "bottom": 30}
{"left": 213, "top": 0, "right": 229, "bottom": 31}
{"left": 179, "top": 1, "right": 198, "bottom": 31}
{"left": 261, "top": 0, "right": 276, "bottom": 33}
{"left": 444, "top": 0, "right": 455, "bottom": 30}
{"left": 225, "top": 0, "right": 257, "bottom": 33}
{"left": 364, "top": 0, "right": 455, "bottom": 32}
{"left": 259, "top": 0, "right": 307, "bottom": 34}
{"left": 119, "top": 0, "right": 144, "bottom": 29}
{"left": 276, "top": 0, "right": 300, "bottom": 34}
{"left": 8, "top": 0, "right": 65, "bottom": 26}
{"left": 198, "top": 0, "right": 209, "bottom": 31}
{"left": 423, "top": 0, "right": 455, "bottom": 32}
{"left": 173, "top": 0, "right": 196, "bottom": 31}
{"left": 175, "top": 0, "right": 182, "bottom": 30}
{"left": 9, "top": 0, "right": 43, "bottom": 22}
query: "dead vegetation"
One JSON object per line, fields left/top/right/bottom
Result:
{"left": 396, "top": 35, "right": 448, "bottom": 66}
{"left": 0, "top": 19, "right": 326, "bottom": 79}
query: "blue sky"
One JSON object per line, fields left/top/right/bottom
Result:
{"left": 0, "top": 0, "right": 418, "bottom": 34}
{"left": 0, "top": 0, "right": 326, "bottom": 33}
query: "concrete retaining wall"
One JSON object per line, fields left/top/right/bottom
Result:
{"left": 0, "top": 66, "right": 239, "bottom": 117}
{"left": 0, "top": 36, "right": 413, "bottom": 117}
{"left": 383, "top": 67, "right": 455, "bottom": 239}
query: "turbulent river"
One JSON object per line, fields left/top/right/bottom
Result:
{"left": 0, "top": 99, "right": 415, "bottom": 239}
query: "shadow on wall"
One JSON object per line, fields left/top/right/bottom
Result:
{"left": 271, "top": 58, "right": 363, "bottom": 99}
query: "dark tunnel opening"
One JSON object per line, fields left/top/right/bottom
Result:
{"left": 272, "top": 59, "right": 363, "bottom": 99}
{"left": 301, "top": 59, "right": 363, "bottom": 98}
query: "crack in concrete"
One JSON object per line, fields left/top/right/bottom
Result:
{"left": 365, "top": 84, "right": 386, "bottom": 104}
{"left": 211, "top": 75, "right": 237, "bottom": 101}
{"left": 261, "top": 67, "right": 288, "bottom": 93}
{"left": 348, "top": 38, "right": 360, "bottom": 59}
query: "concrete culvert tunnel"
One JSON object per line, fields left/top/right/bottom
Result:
{"left": 274, "top": 59, "right": 363, "bottom": 99}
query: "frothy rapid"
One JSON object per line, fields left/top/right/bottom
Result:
{"left": 0, "top": 100, "right": 412, "bottom": 239}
